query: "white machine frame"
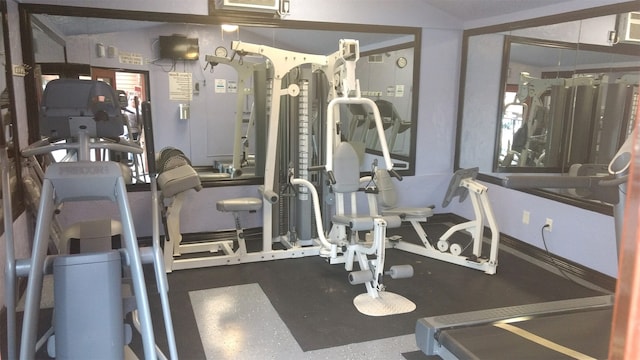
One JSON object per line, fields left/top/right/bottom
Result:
{"left": 162, "top": 42, "right": 330, "bottom": 271}
{"left": 290, "top": 143, "right": 415, "bottom": 315}
{"left": 162, "top": 39, "right": 395, "bottom": 271}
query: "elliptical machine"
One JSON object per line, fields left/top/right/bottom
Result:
{"left": 8, "top": 79, "right": 177, "bottom": 359}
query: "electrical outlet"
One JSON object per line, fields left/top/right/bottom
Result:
{"left": 522, "top": 210, "right": 530, "bottom": 225}
{"left": 12, "top": 65, "right": 27, "bottom": 77}
{"left": 544, "top": 218, "right": 553, "bottom": 232}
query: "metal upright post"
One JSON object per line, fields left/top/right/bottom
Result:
{"left": 2, "top": 125, "right": 18, "bottom": 360}
{"left": 19, "top": 178, "right": 56, "bottom": 360}
{"left": 114, "top": 175, "right": 157, "bottom": 359}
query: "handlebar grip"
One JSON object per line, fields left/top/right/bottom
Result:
{"left": 21, "top": 138, "right": 57, "bottom": 157}
{"left": 327, "top": 170, "right": 336, "bottom": 185}
{"left": 599, "top": 176, "right": 628, "bottom": 187}
{"left": 22, "top": 138, "right": 142, "bottom": 157}
{"left": 389, "top": 169, "right": 402, "bottom": 181}
{"left": 307, "top": 165, "right": 325, "bottom": 172}
{"left": 503, "top": 175, "right": 595, "bottom": 189}
{"left": 262, "top": 188, "right": 279, "bottom": 204}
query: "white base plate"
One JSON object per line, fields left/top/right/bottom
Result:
{"left": 353, "top": 292, "right": 416, "bottom": 316}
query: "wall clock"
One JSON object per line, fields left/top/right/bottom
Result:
{"left": 215, "top": 46, "right": 228, "bottom": 57}
{"left": 396, "top": 56, "right": 407, "bottom": 68}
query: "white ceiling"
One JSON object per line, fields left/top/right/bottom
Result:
{"left": 38, "top": 0, "right": 588, "bottom": 37}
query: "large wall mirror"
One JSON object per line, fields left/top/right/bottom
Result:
{"left": 456, "top": 2, "right": 639, "bottom": 210}
{"left": 19, "top": 5, "right": 420, "bottom": 188}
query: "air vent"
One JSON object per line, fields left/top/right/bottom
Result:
{"left": 618, "top": 12, "right": 640, "bottom": 43}
{"left": 215, "top": 0, "right": 279, "bottom": 12}
{"left": 368, "top": 54, "right": 383, "bottom": 64}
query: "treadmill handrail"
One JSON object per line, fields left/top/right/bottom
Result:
{"left": 21, "top": 136, "right": 143, "bottom": 157}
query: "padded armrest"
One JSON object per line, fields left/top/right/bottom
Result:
{"left": 381, "top": 207, "right": 434, "bottom": 219}
{"left": 383, "top": 215, "right": 402, "bottom": 228}
{"left": 157, "top": 164, "right": 202, "bottom": 198}
{"left": 332, "top": 215, "right": 402, "bottom": 230}
{"left": 333, "top": 215, "right": 374, "bottom": 231}
{"left": 216, "top": 197, "right": 262, "bottom": 212}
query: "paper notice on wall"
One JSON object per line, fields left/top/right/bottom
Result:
{"left": 119, "top": 51, "right": 143, "bottom": 65}
{"left": 227, "top": 80, "right": 237, "bottom": 93}
{"left": 169, "top": 72, "right": 192, "bottom": 101}
{"left": 395, "top": 85, "right": 405, "bottom": 97}
{"left": 215, "top": 79, "right": 227, "bottom": 93}
{"left": 386, "top": 86, "right": 395, "bottom": 97}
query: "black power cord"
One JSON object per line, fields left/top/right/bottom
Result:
{"left": 540, "top": 224, "right": 574, "bottom": 282}
{"left": 540, "top": 224, "right": 614, "bottom": 294}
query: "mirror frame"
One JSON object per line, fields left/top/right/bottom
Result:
{"left": 18, "top": 4, "right": 421, "bottom": 189}
{"left": 359, "top": 41, "right": 417, "bottom": 164}
{"left": 1, "top": 0, "right": 23, "bottom": 235}
{"left": 454, "top": 1, "right": 640, "bottom": 215}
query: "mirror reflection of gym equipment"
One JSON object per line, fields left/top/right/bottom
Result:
{"left": 499, "top": 70, "right": 637, "bottom": 170}
{"left": 204, "top": 54, "right": 260, "bottom": 179}
{"left": 2, "top": 1, "right": 640, "bottom": 360}
{"left": 24, "top": 13, "right": 418, "bottom": 184}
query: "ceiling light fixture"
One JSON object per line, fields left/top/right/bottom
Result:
{"left": 220, "top": 24, "right": 239, "bottom": 41}
{"left": 221, "top": 24, "right": 239, "bottom": 32}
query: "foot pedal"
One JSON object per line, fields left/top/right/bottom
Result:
{"left": 387, "top": 265, "right": 414, "bottom": 279}
{"left": 353, "top": 292, "right": 416, "bottom": 316}
{"left": 349, "top": 270, "right": 374, "bottom": 285}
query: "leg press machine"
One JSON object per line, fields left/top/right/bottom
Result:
{"left": 377, "top": 167, "right": 500, "bottom": 275}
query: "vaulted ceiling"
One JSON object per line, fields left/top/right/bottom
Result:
{"left": 421, "top": 0, "right": 578, "bottom": 22}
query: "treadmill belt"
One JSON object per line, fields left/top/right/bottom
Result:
{"left": 438, "top": 308, "right": 612, "bottom": 360}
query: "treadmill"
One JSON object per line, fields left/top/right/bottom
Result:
{"left": 415, "top": 123, "right": 632, "bottom": 359}
{"left": 416, "top": 295, "right": 613, "bottom": 359}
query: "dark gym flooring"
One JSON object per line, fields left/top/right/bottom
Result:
{"left": 2, "top": 221, "right": 610, "bottom": 359}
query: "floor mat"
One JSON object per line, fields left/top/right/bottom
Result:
{"left": 190, "top": 283, "right": 421, "bottom": 359}
{"left": 3, "top": 222, "right": 608, "bottom": 359}
{"left": 166, "top": 227, "right": 605, "bottom": 353}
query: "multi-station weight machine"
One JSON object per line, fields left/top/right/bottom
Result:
{"left": 160, "top": 41, "right": 328, "bottom": 271}
{"left": 158, "top": 38, "right": 501, "bottom": 314}
{"left": 158, "top": 39, "right": 420, "bottom": 314}
{"left": 5, "top": 79, "right": 176, "bottom": 359}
